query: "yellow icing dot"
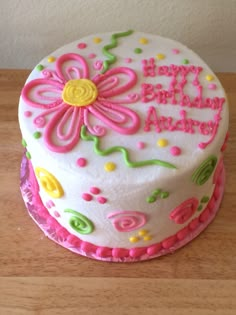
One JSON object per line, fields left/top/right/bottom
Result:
{"left": 35, "top": 167, "right": 64, "bottom": 198}
{"left": 93, "top": 37, "right": 102, "bottom": 44}
{"left": 157, "top": 138, "right": 168, "bottom": 147}
{"left": 205, "top": 74, "right": 214, "bottom": 81}
{"left": 129, "top": 236, "right": 139, "bottom": 243}
{"left": 62, "top": 79, "right": 98, "bottom": 107}
{"left": 138, "top": 229, "right": 148, "bottom": 236}
{"left": 47, "top": 56, "right": 56, "bottom": 63}
{"left": 104, "top": 162, "right": 116, "bottom": 172}
{"left": 143, "top": 235, "right": 153, "bottom": 241}
{"left": 156, "top": 53, "right": 165, "bottom": 60}
{"left": 139, "top": 37, "right": 148, "bottom": 44}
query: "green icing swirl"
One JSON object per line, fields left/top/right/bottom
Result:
{"left": 81, "top": 125, "right": 176, "bottom": 169}
{"left": 192, "top": 155, "right": 217, "bottom": 185}
{"left": 101, "top": 30, "right": 133, "bottom": 73}
{"left": 64, "top": 209, "right": 94, "bottom": 234}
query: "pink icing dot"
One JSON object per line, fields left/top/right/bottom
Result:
{"left": 97, "top": 196, "right": 107, "bottom": 204}
{"left": 90, "top": 187, "right": 100, "bottom": 195}
{"left": 172, "top": 49, "right": 180, "bottom": 54}
{"left": 156, "top": 84, "right": 163, "bottom": 89}
{"left": 124, "top": 58, "right": 132, "bottom": 63}
{"left": 208, "top": 83, "right": 217, "bottom": 90}
{"left": 77, "top": 42, "right": 87, "bottom": 49}
{"left": 88, "top": 53, "right": 96, "bottom": 59}
{"left": 24, "top": 111, "right": 32, "bottom": 117}
{"left": 170, "top": 146, "right": 181, "bottom": 156}
{"left": 54, "top": 211, "right": 60, "bottom": 218}
{"left": 93, "top": 60, "right": 103, "bottom": 70}
{"left": 76, "top": 158, "right": 87, "bottom": 167}
{"left": 82, "top": 193, "right": 93, "bottom": 201}
{"left": 137, "top": 141, "right": 145, "bottom": 149}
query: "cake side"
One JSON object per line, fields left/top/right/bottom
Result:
{"left": 18, "top": 31, "right": 229, "bottom": 252}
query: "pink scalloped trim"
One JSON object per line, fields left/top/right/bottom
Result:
{"left": 20, "top": 154, "right": 225, "bottom": 262}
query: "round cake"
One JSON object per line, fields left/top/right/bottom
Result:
{"left": 18, "top": 30, "right": 229, "bottom": 262}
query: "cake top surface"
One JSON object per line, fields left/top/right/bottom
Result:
{"left": 18, "top": 30, "right": 228, "bottom": 186}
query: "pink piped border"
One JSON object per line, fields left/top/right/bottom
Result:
{"left": 20, "top": 154, "right": 225, "bottom": 262}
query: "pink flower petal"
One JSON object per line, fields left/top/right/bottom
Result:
{"left": 56, "top": 53, "right": 89, "bottom": 81}
{"left": 44, "top": 104, "right": 84, "bottom": 152}
{"left": 93, "top": 67, "right": 137, "bottom": 98}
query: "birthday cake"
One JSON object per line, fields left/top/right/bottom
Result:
{"left": 18, "top": 30, "right": 229, "bottom": 262}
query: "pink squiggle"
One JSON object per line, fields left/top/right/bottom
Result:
{"left": 107, "top": 211, "right": 147, "bottom": 232}
{"left": 93, "top": 101, "right": 129, "bottom": 123}
{"left": 35, "top": 87, "right": 62, "bottom": 101}
{"left": 96, "top": 76, "right": 119, "bottom": 93}
{"left": 66, "top": 66, "right": 82, "bottom": 80}
{"left": 83, "top": 109, "right": 106, "bottom": 136}
{"left": 57, "top": 106, "right": 82, "bottom": 141}
{"left": 93, "top": 60, "right": 103, "bottom": 70}
{"left": 42, "top": 69, "right": 65, "bottom": 83}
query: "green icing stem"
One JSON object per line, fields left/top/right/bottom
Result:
{"left": 80, "top": 126, "right": 176, "bottom": 169}
{"left": 101, "top": 30, "right": 133, "bottom": 73}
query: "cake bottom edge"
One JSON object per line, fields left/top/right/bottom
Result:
{"left": 20, "top": 154, "right": 226, "bottom": 263}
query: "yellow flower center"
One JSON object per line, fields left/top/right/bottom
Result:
{"left": 62, "top": 79, "right": 98, "bottom": 107}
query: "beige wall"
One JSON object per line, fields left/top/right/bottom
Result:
{"left": 1, "top": 0, "right": 235, "bottom": 71}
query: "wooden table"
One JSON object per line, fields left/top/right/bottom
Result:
{"left": 0, "top": 70, "right": 236, "bottom": 315}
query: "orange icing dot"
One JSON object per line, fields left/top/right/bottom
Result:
{"left": 139, "top": 37, "right": 148, "bottom": 44}
{"left": 93, "top": 37, "right": 102, "bottom": 44}
{"left": 104, "top": 162, "right": 116, "bottom": 172}
{"left": 156, "top": 53, "right": 165, "bottom": 60}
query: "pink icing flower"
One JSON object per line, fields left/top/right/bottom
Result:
{"left": 169, "top": 197, "right": 199, "bottom": 224}
{"left": 22, "top": 53, "right": 140, "bottom": 153}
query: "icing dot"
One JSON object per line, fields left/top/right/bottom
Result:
{"left": 97, "top": 196, "right": 107, "bottom": 204}
{"left": 90, "top": 187, "right": 100, "bottom": 195}
{"left": 134, "top": 48, "right": 142, "bottom": 54}
{"left": 21, "top": 139, "right": 27, "bottom": 147}
{"left": 54, "top": 211, "right": 60, "bottom": 218}
{"left": 76, "top": 158, "right": 87, "bottom": 167}
{"left": 93, "top": 37, "right": 102, "bottom": 44}
{"left": 182, "top": 59, "right": 189, "bottom": 64}
{"left": 160, "top": 191, "right": 169, "bottom": 199}
{"left": 77, "top": 42, "right": 87, "bottom": 49}
{"left": 197, "top": 205, "right": 203, "bottom": 211}
{"left": 172, "top": 49, "right": 180, "bottom": 54}
{"left": 137, "top": 141, "right": 145, "bottom": 149}
{"left": 82, "top": 193, "right": 93, "bottom": 201}
{"left": 143, "top": 235, "right": 153, "bottom": 241}
{"left": 33, "top": 131, "right": 41, "bottom": 139}
{"left": 206, "top": 74, "right": 214, "bottom": 81}
{"left": 156, "top": 84, "right": 163, "bottom": 89}
{"left": 201, "top": 196, "right": 209, "bottom": 203}
{"left": 156, "top": 53, "right": 165, "bottom": 60}
{"left": 93, "top": 60, "right": 103, "bottom": 70}
{"left": 26, "top": 151, "right": 31, "bottom": 159}
{"left": 157, "top": 138, "right": 168, "bottom": 147}
{"left": 47, "top": 56, "right": 56, "bottom": 63}
{"left": 129, "top": 236, "right": 139, "bottom": 243}
{"left": 24, "top": 111, "right": 32, "bottom": 117}
{"left": 88, "top": 53, "right": 96, "bottom": 59}
{"left": 104, "top": 162, "right": 116, "bottom": 172}
{"left": 36, "top": 64, "right": 44, "bottom": 71}
{"left": 208, "top": 83, "right": 217, "bottom": 90}
{"left": 170, "top": 146, "right": 181, "bottom": 156}
{"left": 138, "top": 229, "right": 148, "bottom": 236}
{"left": 124, "top": 57, "right": 132, "bottom": 63}
{"left": 139, "top": 37, "right": 148, "bottom": 44}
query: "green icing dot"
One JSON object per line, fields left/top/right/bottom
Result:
{"left": 26, "top": 151, "right": 31, "bottom": 159}
{"left": 134, "top": 48, "right": 142, "bottom": 54}
{"left": 197, "top": 204, "right": 203, "bottom": 211}
{"left": 161, "top": 191, "right": 169, "bottom": 199}
{"left": 201, "top": 196, "right": 209, "bottom": 203}
{"left": 182, "top": 59, "right": 189, "bottom": 64}
{"left": 21, "top": 139, "right": 27, "bottom": 147}
{"left": 33, "top": 131, "right": 42, "bottom": 139}
{"left": 152, "top": 189, "right": 161, "bottom": 197}
{"left": 146, "top": 196, "right": 156, "bottom": 203}
{"left": 36, "top": 64, "right": 44, "bottom": 71}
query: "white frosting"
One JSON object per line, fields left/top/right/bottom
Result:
{"left": 18, "top": 31, "right": 228, "bottom": 249}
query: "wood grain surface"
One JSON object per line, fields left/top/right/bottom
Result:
{"left": 0, "top": 70, "right": 236, "bottom": 314}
